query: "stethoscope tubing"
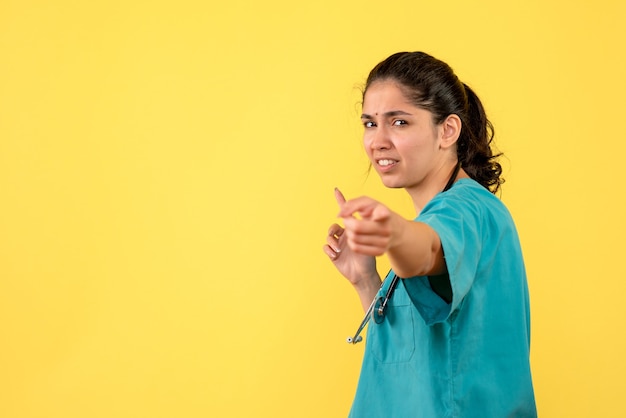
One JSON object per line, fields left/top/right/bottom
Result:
{"left": 347, "top": 274, "right": 400, "bottom": 344}
{"left": 346, "top": 295, "right": 377, "bottom": 344}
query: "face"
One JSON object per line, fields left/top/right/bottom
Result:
{"left": 361, "top": 80, "right": 447, "bottom": 191}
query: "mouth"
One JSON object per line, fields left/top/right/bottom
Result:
{"left": 376, "top": 159, "right": 398, "bottom": 169}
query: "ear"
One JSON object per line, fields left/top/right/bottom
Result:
{"left": 439, "top": 114, "right": 462, "bottom": 149}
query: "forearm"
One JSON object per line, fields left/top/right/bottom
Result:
{"left": 388, "top": 218, "right": 445, "bottom": 278}
{"left": 352, "top": 272, "right": 382, "bottom": 312}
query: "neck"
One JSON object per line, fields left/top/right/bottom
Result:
{"left": 407, "top": 161, "right": 467, "bottom": 214}
{"left": 443, "top": 161, "right": 462, "bottom": 192}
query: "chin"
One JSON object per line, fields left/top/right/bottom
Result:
{"left": 380, "top": 178, "right": 406, "bottom": 189}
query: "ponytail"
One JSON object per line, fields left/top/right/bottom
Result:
{"left": 458, "top": 83, "right": 503, "bottom": 194}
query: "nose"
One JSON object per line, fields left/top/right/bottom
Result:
{"left": 368, "top": 125, "right": 392, "bottom": 150}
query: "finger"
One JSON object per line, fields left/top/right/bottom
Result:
{"left": 343, "top": 217, "right": 391, "bottom": 237}
{"left": 344, "top": 241, "right": 386, "bottom": 257}
{"left": 327, "top": 223, "right": 344, "bottom": 239}
{"left": 322, "top": 244, "right": 340, "bottom": 260}
{"left": 345, "top": 230, "right": 390, "bottom": 249}
{"left": 334, "top": 188, "right": 347, "bottom": 207}
{"left": 338, "top": 196, "right": 376, "bottom": 218}
{"left": 371, "top": 203, "right": 391, "bottom": 222}
{"left": 326, "top": 232, "right": 342, "bottom": 253}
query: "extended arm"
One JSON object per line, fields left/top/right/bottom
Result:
{"left": 338, "top": 196, "right": 446, "bottom": 279}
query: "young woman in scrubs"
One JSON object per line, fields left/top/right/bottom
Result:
{"left": 323, "top": 52, "right": 537, "bottom": 417}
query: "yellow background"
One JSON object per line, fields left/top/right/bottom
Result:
{"left": 1, "top": 0, "right": 624, "bottom": 416}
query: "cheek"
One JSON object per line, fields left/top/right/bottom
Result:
{"left": 362, "top": 135, "right": 374, "bottom": 153}
{"left": 403, "top": 135, "right": 434, "bottom": 154}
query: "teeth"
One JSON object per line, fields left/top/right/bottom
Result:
{"left": 378, "top": 159, "right": 396, "bottom": 166}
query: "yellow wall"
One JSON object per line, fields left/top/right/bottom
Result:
{"left": 1, "top": 0, "right": 624, "bottom": 416}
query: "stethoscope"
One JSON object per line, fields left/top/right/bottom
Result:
{"left": 346, "top": 161, "right": 461, "bottom": 345}
{"left": 347, "top": 273, "right": 400, "bottom": 344}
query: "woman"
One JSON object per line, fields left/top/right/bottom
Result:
{"left": 323, "top": 52, "right": 537, "bottom": 417}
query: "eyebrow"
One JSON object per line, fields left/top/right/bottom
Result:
{"left": 360, "top": 110, "right": 412, "bottom": 119}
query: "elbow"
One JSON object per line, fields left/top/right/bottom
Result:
{"left": 390, "top": 244, "right": 446, "bottom": 279}
{"left": 393, "top": 257, "right": 444, "bottom": 279}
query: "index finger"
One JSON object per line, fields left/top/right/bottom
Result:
{"left": 334, "top": 187, "right": 346, "bottom": 206}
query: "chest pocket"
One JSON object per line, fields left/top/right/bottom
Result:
{"left": 368, "top": 282, "right": 415, "bottom": 364}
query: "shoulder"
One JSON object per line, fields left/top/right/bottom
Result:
{"left": 440, "top": 178, "right": 500, "bottom": 204}
{"left": 417, "top": 178, "right": 516, "bottom": 236}
{"left": 422, "top": 178, "right": 509, "bottom": 216}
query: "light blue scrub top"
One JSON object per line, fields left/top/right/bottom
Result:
{"left": 348, "top": 179, "right": 537, "bottom": 418}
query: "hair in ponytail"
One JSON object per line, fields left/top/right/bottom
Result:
{"left": 364, "top": 52, "right": 504, "bottom": 193}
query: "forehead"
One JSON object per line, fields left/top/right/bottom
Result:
{"left": 362, "top": 80, "right": 414, "bottom": 111}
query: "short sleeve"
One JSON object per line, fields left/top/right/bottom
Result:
{"left": 403, "top": 186, "right": 483, "bottom": 325}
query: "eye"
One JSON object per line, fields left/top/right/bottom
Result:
{"left": 392, "top": 119, "right": 407, "bottom": 126}
{"left": 363, "top": 121, "right": 376, "bottom": 128}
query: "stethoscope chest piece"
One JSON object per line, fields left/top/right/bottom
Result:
{"left": 372, "top": 296, "right": 386, "bottom": 324}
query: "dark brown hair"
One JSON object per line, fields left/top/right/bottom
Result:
{"left": 364, "top": 51, "right": 503, "bottom": 193}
